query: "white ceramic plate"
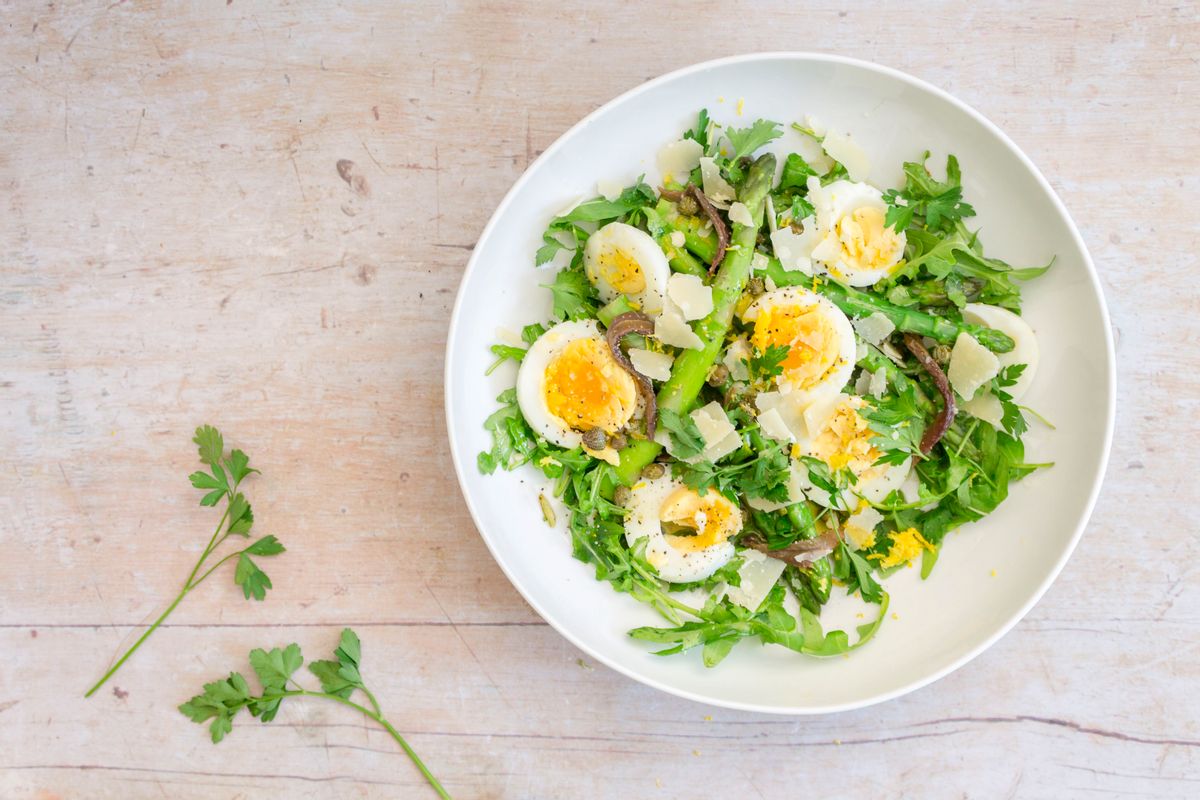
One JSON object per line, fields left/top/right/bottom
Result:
{"left": 444, "top": 53, "right": 1114, "bottom": 714}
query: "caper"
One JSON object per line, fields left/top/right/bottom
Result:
{"left": 640, "top": 463, "right": 666, "bottom": 480}
{"left": 677, "top": 193, "right": 699, "bottom": 216}
{"left": 932, "top": 344, "right": 952, "bottom": 365}
{"left": 581, "top": 427, "right": 607, "bottom": 451}
{"left": 609, "top": 431, "right": 628, "bottom": 450}
{"left": 747, "top": 276, "right": 766, "bottom": 296}
{"left": 706, "top": 363, "right": 729, "bottom": 387}
{"left": 613, "top": 485, "right": 632, "bottom": 506}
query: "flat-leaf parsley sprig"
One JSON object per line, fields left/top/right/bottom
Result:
{"left": 180, "top": 628, "right": 450, "bottom": 799}
{"left": 85, "top": 425, "right": 285, "bottom": 698}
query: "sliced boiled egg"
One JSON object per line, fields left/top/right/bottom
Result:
{"left": 623, "top": 475, "right": 740, "bottom": 583}
{"left": 742, "top": 286, "right": 856, "bottom": 400}
{"left": 583, "top": 222, "right": 670, "bottom": 315}
{"left": 805, "top": 178, "right": 906, "bottom": 287}
{"left": 516, "top": 320, "right": 638, "bottom": 449}
{"left": 792, "top": 393, "right": 910, "bottom": 507}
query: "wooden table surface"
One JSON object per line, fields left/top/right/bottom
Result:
{"left": 2, "top": 2, "right": 1197, "bottom": 798}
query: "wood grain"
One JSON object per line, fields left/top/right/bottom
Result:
{"left": 1, "top": 1, "right": 1197, "bottom": 797}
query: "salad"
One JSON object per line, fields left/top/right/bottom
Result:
{"left": 477, "top": 109, "right": 1050, "bottom": 667}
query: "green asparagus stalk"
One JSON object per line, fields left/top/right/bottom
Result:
{"left": 646, "top": 202, "right": 708, "bottom": 278}
{"left": 759, "top": 258, "right": 1015, "bottom": 353}
{"left": 614, "top": 153, "right": 777, "bottom": 485}
{"left": 652, "top": 214, "right": 1015, "bottom": 353}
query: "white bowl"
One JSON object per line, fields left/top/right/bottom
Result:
{"left": 444, "top": 53, "right": 1114, "bottom": 714}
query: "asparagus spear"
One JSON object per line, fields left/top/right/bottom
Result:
{"left": 614, "top": 153, "right": 777, "bottom": 485}
{"left": 652, "top": 214, "right": 1015, "bottom": 353}
{"left": 759, "top": 258, "right": 1015, "bottom": 353}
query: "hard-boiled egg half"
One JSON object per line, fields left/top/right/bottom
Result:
{"left": 623, "top": 474, "right": 741, "bottom": 583}
{"left": 806, "top": 178, "right": 906, "bottom": 287}
{"left": 793, "top": 393, "right": 910, "bottom": 507}
{"left": 584, "top": 222, "right": 670, "bottom": 315}
{"left": 742, "top": 286, "right": 856, "bottom": 399}
{"left": 516, "top": 320, "right": 637, "bottom": 449}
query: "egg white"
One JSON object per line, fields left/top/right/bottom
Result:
{"left": 584, "top": 222, "right": 670, "bottom": 315}
{"left": 742, "top": 286, "right": 857, "bottom": 401}
{"left": 623, "top": 475, "right": 738, "bottom": 584}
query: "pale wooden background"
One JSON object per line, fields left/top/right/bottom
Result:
{"left": 1, "top": 1, "right": 1197, "bottom": 798}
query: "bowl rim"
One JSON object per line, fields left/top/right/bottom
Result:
{"left": 443, "top": 51, "right": 1116, "bottom": 715}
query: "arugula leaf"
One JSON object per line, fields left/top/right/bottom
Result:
{"left": 534, "top": 181, "right": 656, "bottom": 267}
{"left": 659, "top": 408, "right": 706, "bottom": 460}
{"left": 685, "top": 108, "right": 710, "bottom": 151}
{"left": 778, "top": 152, "right": 817, "bottom": 191}
{"left": 835, "top": 538, "right": 884, "bottom": 604}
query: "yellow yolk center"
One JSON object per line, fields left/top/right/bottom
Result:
{"left": 542, "top": 338, "right": 637, "bottom": 433}
{"left": 597, "top": 247, "right": 646, "bottom": 295}
{"left": 750, "top": 303, "right": 842, "bottom": 388}
{"left": 658, "top": 486, "right": 742, "bottom": 551}
{"left": 803, "top": 397, "right": 882, "bottom": 475}
{"left": 828, "top": 205, "right": 903, "bottom": 277}
{"left": 868, "top": 527, "right": 933, "bottom": 569}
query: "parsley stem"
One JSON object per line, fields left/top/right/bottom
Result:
{"left": 86, "top": 490, "right": 235, "bottom": 698}
{"left": 254, "top": 689, "right": 450, "bottom": 799}
{"left": 84, "top": 585, "right": 190, "bottom": 698}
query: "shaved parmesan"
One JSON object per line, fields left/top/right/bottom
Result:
{"left": 754, "top": 391, "right": 806, "bottom": 441}
{"left": 669, "top": 230, "right": 686, "bottom": 248}
{"left": 728, "top": 201, "right": 753, "bottom": 227}
{"left": 751, "top": 252, "right": 769, "bottom": 272}
{"left": 583, "top": 443, "right": 620, "bottom": 466}
{"left": 723, "top": 550, "right": 786, "bottom": 612}
{"left": 657, "top": 138, "right": 703, "bottom": 180}
{"left": 868, "top": 369, "right": 888, "bottom": 399}
{"left": 962, "top": 389, "right": 1004, "bottom": 428}
{"left": 757, "top": 407, "right": 795, "bottom": 443}
{"left": 596, "top": 179, "right": 624, "bottom": 202}
{"left": 702, "top": 430, "right": 743, "bottom": 464}
{"left": 691, "top": 401, "right": 735, "bottom": 448}
{"left": 822, "top": 129, "right": 870, "bottom": 181}
{"left": 699, "top": 157, "right": 735, "bottom": 205}
{"left": 843, "top": 506, "right": 883, "bottom": 549}
{"left": 629, "top": 348, "right": 673, "bottom": 382}
{"left": 948, "top": 333, "right": 1000, "bottom": 401}
{"left": 654, "top": 304, "right": 704, "bottom": 350}
{"left": 493, "top": 326, "right": 524, "bottom": 347}
{"left": 723, "top": 338, "right": 751, "bottom": 381}
{"left": 852, "top": 312, "right": 896, "bottom": 345}
{"left": 667, "top": 273, "right": 714, "bottom": 321}
{"left": 771, "top": 223, "right": 816, "bottom": 274}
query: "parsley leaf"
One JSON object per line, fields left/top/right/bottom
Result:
{"left": 724, "top": 119, "right": 783, "bottom": 160}
{"left": 543, "top": 259, "right": 599, "bottom": 321}
{"left": 685, "top": 108, "right": 710, "bottom": 151}
{"left": 179, "top": 630, "right": 448, "bottom": 797}
{"left": 883, "top": 153, "right": 976, "bottom": 234}
{"left": 659, "top": 408, "right": 706, "bottom": 460}
{"left": 745, "top": 343, "right": 789, "bottom": 382}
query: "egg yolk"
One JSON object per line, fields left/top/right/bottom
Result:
{"left": 596, "top": 246, "right": 647, "bottom": 295}
{"left": 868, "top": 527, "right": 933, "bottom": 569}
{"left": 659, "top": 487, "right": 742, "bottom": 550}
{"left": 827, "top": 205, "right": 904, "bottom": 278}
{"left": 802, "top": 396, "right": 882, "bottom": 476}
{"left": 750, "top": 303, "right": 842, "bottom": 389}
{"left": 542, "top": 338, "right": 637, "bottom": 433}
